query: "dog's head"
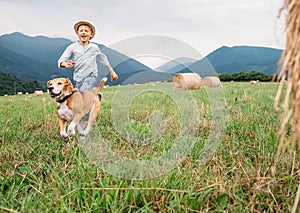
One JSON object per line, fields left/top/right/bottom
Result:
{"left": 47, "top": 78, "right": 74, "bottom": 100}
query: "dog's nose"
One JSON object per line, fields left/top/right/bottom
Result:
{"left": 48, "top": 86, "right": 54, "bottom": 91}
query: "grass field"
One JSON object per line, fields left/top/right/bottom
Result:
{"left": 0, "top": 82, "right": 299, "bottom": 212}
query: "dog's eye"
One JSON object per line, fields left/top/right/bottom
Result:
{"left": 58, "top": 82, "right": 63, "bottom": 85}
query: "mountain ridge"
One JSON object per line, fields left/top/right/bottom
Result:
{"left": 171, "top": 45, "right": 282, "bottom": 77}
{"left": 0, "top": 32, "right": 153, "bottom": 84}
{"left": 0, "top": 32, "right": 283, "bottom": 85}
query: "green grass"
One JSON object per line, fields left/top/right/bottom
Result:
{"left": 0, "top": 82, "right": 299, "bottom": 212}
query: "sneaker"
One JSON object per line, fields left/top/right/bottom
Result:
{"left": 98, "top": 93, "right": 102, "bottom": 101}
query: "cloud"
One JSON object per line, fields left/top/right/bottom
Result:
{"left": 0, "top": 0, "right": 286, "bottom": 55}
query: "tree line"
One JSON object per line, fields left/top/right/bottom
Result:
{"left": 217, "top": 71, "right": 273, "bottom": 82}
{"left": 0, "top": 72, "right": 46, "bottom": 96}
{"left": 0, "top": 70, "right": 274, "bottom": 96}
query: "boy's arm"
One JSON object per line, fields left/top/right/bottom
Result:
{"left": 106, "top": 64, "right": 118, "bottom": 81}
{"left": 96, "top": 51, "right": 109, "bottom": 66}
{"left": 58, "top": 46, "right": 74, "bottom": 68}
{"left": 96, "top": 50, "right": 118, "bottom": 81}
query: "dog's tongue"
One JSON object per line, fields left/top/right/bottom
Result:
{"left": 50, "top": 93, "right": 56, "bottom": 98}
{"left": 50, "top": 92, "right": 60, "bottom": 98}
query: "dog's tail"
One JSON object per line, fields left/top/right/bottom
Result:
{"left": 93, "top": 77, "right": 107, "bottom": 95}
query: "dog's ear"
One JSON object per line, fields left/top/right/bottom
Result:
{"left": 65, "top": 78, "right": 71, "bottom": 85}
{"left": 64, "top": 78, "right": 74, "bottom": 93}
{"left": 65, "top": 78, "right": 74, "bottom": 86}
{"left": 66, "top": 78, "right": 74, "bottom": 87}
{"left": 47, "top": 80, "right": 52, "bottom": 87}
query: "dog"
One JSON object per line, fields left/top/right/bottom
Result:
{"left": 47, "top": 77, "right": 107, "bottom": 138}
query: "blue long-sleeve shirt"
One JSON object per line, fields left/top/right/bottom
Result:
{"left": 58, "top": 41, "right": 109, "bottom": 83}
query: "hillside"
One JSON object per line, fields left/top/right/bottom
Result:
{"left": 0, "top": 32, "right": 152, "bottom": 85}
{"left": 0, "top": 32, "right": 283, "bottom": 87}
{"left": 176, "top": 46, "right": 282, "bottom": 76}
{"left": 206, "top": 46, "right": 282, "bottom": 75}
{"left": 155, "top": 57, "right": 196, "bottom": 73}
{"left": 0, "top": 45, "right": 47, "bottom": 81}
{"left": 0, "top": 32, "right": 74, "bottom": 81}
{"left": 0, "top": 32, "right": 71, "bottom": 63}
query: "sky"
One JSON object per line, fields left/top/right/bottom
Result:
{"left": 0, "top": 0, "right": 286, "bottom": 67}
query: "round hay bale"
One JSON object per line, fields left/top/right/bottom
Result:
{"left": 249, "top": 80, "right": 259, "bottom": 85}
{"left": 34, "top": 90, "right": 44, "bottom": 96}
{"left": 173, "top": 73, "right": 202, "bottom": 90}
{"left": 202, "top": 76, "right": 221, "bottom": 87}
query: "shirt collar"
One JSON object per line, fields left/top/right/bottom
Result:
{"left": 76, "top": 41, "right": 91, "bottom": 50}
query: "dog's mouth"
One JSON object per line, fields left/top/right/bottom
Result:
{"left": 49, "top": 91, "right": 61, "bottom": 99}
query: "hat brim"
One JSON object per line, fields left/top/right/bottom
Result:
{"left": 74, "top": 21, "right": 95, "bottom": 39}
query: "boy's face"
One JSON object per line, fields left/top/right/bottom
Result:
{"left": 76, "top": 25, "right": 94, "bottom": 43}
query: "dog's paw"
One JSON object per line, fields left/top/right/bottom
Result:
{"left": 80, "top": 128, "right": 90, "bottom": 137}
{"left": 79, "top": 133, "right": 86, "bottom": 140}
{"left": 67, "top": 122, "right": 76, "bottom": 136}
{"left": 60, "top": 131, "right": 69, "bottom": 138}
{"left": 67, "top": 128, "right": 76, "bottom": 136}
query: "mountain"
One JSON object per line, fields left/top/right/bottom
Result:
{"left": 0, "top": 32, "right": 73, "bottom": 81}
{"left": 0, "top": 45, "right": 46, "bottom": 80}
{"left": 176, "top": 46, "right": 283, "bottom": 76}
{"left": 0, "top": 32, "right": 283, "bottom": 86}
{"left": 0, "top": 32, "right": 153, "bottom": 85}
{"left": 155, "top": 57, "right": 196, "bottom": 73}
{"left": 206, "top": 46, "right": 282, "bottom": 75}
{"left": 0, "top": 32, "right": 71, "bottom": 63}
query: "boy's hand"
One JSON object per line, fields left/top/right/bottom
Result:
{"left": 61, "top": 60, "right": 75, "bottom": 68}
{"left": 110, "top": 71, "right": 118, "bottom": 81}
{"left": 107, "top": 64, "right": 118, "bottom": 81}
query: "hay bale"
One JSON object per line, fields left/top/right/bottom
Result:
{"left": 173, "top": 73, "right": 202, "bottom": 90}
{"left": 202, "top": 76, "right": 221, "bottom": 87}
{"left": 34, "top": 90, "right": 44, "bottom": 96}
{"left": 17, "top": 92, "right": 23, "bottom": 95}
{"left": 249, "top": 80, "right": 259, "bottom": 85}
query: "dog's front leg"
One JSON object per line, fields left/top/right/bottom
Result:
{"left": 67, "top": 114, "right": 81, "bottom": 136}
{"left": 58, "top": 117, "right": 68, "bottom": 138}
{"left": 81, "top": 105, "right": 100, "bottom": 137}
{"left": 67, "top": 122, "right": 77, "bottom": 136}
{"left": 77, "top": 118, "right": 86, "bottom": 136}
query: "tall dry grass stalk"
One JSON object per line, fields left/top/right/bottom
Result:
{"left": 274, "top": 1, "right": 300, "bottom": 211}
{"left": 274, "top": 0, "right": 300, "bottom": 163}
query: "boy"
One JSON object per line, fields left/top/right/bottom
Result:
{"left": 58, "top": 21, "right": 118, "bottom": 100}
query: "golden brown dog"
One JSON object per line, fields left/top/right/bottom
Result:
{"left": 47, "top": 77, "right": 107, "bottom": 138}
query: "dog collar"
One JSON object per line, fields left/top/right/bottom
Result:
{"left": 56, "top": 90, "right": 77, "bottom": 104}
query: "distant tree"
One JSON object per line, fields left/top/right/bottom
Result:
{"left": 0, "top": 72, "right": 46, "bottom": 96}
{"left": 218, "top": 71, "right": 272, "bottom": 82}
{"left": 218, "top": 73, "right": 232, "bottom": 81}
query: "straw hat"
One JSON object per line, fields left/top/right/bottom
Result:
{"left": 73, "top": 21, "right": 95, "bottom": 39}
